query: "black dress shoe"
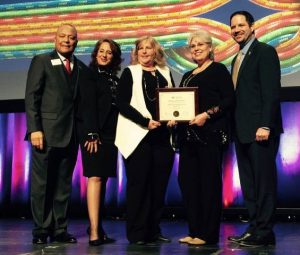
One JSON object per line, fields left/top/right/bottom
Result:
{"left": 89, "top": 239, "right": 103, "bottom": 246}
{"left": 130, "top": 241, "right": 146, "bottom": 245}
{"left": 51, "top": 232, "right": 77, "bottom": 243}
{"left": 156, "top": 234, "right": 171, "bottom": 243}
{"left": 228, "top": 232, "right": 252, "bottom": 243}
{"left": 239, "top": 233, "right": 275, "bottom": 247}
{"left": 32, "top": 236, "right": 47, "bottom": 244}
{"left": 102, "top": 235, "right": 116, "bottom": 244}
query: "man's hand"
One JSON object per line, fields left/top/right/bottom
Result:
{"left": 255, "top": 128, "right": 270, "bottom": 141}
{"left": 30, "top": 131, "right": 44, "bottom": 150}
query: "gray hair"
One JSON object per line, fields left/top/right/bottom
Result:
{"left": 187, "top": 30, "right": 212, "bottom": 45}
{"left": 187, "top": 30, "right": 214, "bottom": 60}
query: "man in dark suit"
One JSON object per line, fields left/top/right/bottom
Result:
{"left": 25, "top": 24, "right": 97, "bottom": 244}
{"left": 227, "top": 11, "right": 283, "bottom": 247}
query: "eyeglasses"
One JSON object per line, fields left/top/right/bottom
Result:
{"left": 189, "top": 42, "right": 210, "bottom": 50}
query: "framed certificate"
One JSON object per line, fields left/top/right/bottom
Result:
{"left": 156, "top": 87, "right": 199, "bottom": 122}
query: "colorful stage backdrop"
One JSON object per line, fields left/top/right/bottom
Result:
{"left": 0, "top": 0, "right": 300, "bottom": 215}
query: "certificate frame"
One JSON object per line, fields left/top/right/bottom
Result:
{"left": 156, "top": 87, "right": 199, "bottom": 122}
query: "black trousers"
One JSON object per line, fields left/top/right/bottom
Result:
{"left": 235, "top": 137, "right": 279, "bottom": 237}
{"left": 30, "top": 135, "right": 78, "bottom": 238}
{"left": 178, "top": 142, "right": 223, "bottom": 244}
{"left": 124, "top": 133, "right": 174, "bottom": 243}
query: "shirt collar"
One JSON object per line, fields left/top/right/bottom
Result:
{"left": 240, "top": 36, "right": 255, "bottom": 55}
{"left": 56, "top": 51, "right": 73, "bottom": 62}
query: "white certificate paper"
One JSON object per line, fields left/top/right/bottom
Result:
{"left": 157, "top": 87, "right": 198, "bottom": 122}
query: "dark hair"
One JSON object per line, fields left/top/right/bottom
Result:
{"left": 230, "top": 11, "right": 255, "bottom": 26}
{"left": 89, "top": 39, "right": 123, "bottom": 74}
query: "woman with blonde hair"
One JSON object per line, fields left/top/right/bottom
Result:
{"left": 115, "top": 36, "right": 175, "bottom": 244}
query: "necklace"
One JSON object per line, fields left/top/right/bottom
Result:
{"left": 193, "top": 60, "right": 213, "bottom": 74}
{"left": 182, "top": 73, "right": 195, "bottom": 87}
{"left": 98, "top": 67, "right": 118, "bottom": 105}
{"left": 182, "top": 60, "right": 213, "bottom": 87}
{"left": 142, "top": 66, "right": 156, "bottom": 72}
{"left": 98, "top": 67, "right": 111, "bottom": 76}
{"left": 143, "top": 71, "right": 160, "bottom": 102}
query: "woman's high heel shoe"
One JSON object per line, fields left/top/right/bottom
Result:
{"left": 89, "top": 239, "right": 103, "bottom": 246}
{"left": 87, "top": 226, "right": 116, "bottom": 244}
{"left": 87, "top": 227, "right": 103, "bottom": 246}
{"left": 179, "top": 236, "right": 193, "bottom": 243}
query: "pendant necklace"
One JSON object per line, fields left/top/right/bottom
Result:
{"left": 143, "top": 71, "right": 160, "bottom": 102}
{"left": 182, "top": 73, "right": 195, "bottom": 87}
{"left": 182, "top": 60, "right": 212, "bottom": 87}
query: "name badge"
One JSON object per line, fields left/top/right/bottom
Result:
{"left": 51, "top": 59, "right": 62, "bottom": 66}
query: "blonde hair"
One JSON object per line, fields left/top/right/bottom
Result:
{"left": 130, "top": 36, "right": 166, "bottom": 67}
{"left": 187, "top": 30, "right": 214, "bottom": 60}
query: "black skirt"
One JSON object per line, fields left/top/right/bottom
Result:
{"left": 80, "top": 141, "right": 118, "bottom": 178}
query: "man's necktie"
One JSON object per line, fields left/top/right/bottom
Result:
{"left": 232, "top": 51, "right": 242, "bottom": 88}
{"left": 65, "top": 58, "right": 72, "bottom": 75}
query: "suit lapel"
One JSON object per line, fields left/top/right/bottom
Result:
{"left": 72, "top": 57, "right": 80, "bottom": 100}
{"left": 235, "top": 39, "right": 258, "bottom": 88}
{"left": 50, "top": 50, "right": 80, "bottom": 99}
{"left": 50, "top": 51, "right": 70, "bottom": 88}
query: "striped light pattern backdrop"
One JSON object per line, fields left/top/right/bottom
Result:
{"left": 0, "top": 102, "right": 300, "bottom": 212}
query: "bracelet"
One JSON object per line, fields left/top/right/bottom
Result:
{"left": 206, "top": 111, "right": 211, "bottom": 119}
{"left": 87, "top": 133, "right": 99, "bottom": 142}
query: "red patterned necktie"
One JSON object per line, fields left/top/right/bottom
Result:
{"left": 65, "top": 58, "right": 72, "bottom": 75}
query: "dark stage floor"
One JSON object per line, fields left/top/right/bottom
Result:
{"left": 0, "top": 219, "right": 300, "bottom": 255}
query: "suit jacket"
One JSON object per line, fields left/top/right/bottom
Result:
{"left": 25, "top": 50, "right": 97, "bottom": 147}
{"left": 232, "top": 39, "right": 283, "bottom": 143}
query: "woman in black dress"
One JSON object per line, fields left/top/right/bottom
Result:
{"left": 80, "top": 39, "right": 122, "bottom": 246}
{"left": 177, "top": 30, "right": 234, "bottom": 245}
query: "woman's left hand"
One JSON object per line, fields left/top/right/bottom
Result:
{"left": 167, "top": 120, "right": 177, "bottom": 127}
{"left": 84, "top": 140, "right": 99, "bottom": 153}
{"left": 189, "top": 112, "right": 209, "bottom": 126}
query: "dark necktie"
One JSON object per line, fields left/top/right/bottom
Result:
{"left": 65, "top": 58, "right": 72, "bottom": 75}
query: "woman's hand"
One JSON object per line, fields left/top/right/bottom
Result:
{"left": 84, "top": 139, "right": 101, "bottom": 153}
{"left": 189, "top": 112, "right": 209, "bottom": 126}
{"left": 167, "top": 120, "right": 177, "bottom": 127}
{"left": 148, "top": 119, "right": 161, "bottom": 130}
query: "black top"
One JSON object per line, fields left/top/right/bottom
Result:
{"left": 116, "top": 67, "right": 174, "bottom": 127}
{"left": 116, "top": 67, "right": 175, "bottom": 145}
{"left": 179, "top": 62, "right": 234, "bottom": 135}
{"left": 94, "top": 68, "right": 119, "bottom": 141}
{"left": 79, "top": 67, "right": 119, "bottom": 178}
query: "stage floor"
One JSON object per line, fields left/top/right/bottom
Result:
{"left": 0, "top": 219, "right": 299, "bottom": 255}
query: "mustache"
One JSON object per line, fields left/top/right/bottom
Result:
{"left": 234, "top": 32, "right": 243, "bottom": 36}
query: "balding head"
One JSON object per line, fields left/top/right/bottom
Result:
{"left": 54, "top": 24, "right": 78, "bottom": 58}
